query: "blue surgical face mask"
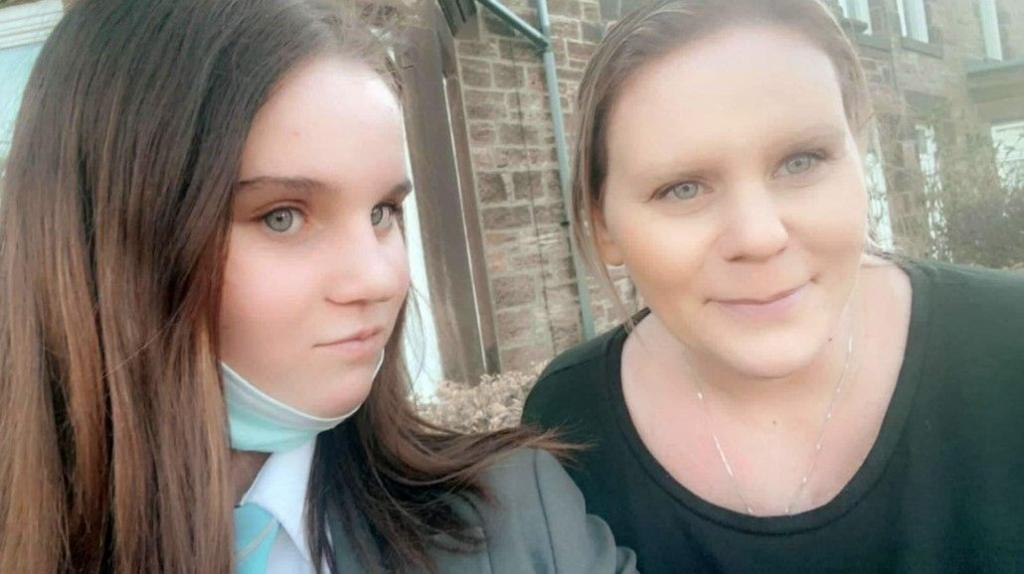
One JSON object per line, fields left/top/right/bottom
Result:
{"left": 222, "top": 352, "right": 384, "bottom": 453}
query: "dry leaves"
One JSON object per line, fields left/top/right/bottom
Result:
{"left": 416, "top": 363, "right": 545, "bottom": 433}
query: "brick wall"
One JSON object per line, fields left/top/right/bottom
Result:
{"left": 450, "top": 0, "right": 637, "bottom": 371}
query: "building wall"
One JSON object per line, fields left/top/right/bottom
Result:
{"left": 837, "top": 0, "right": 1024, "bottom": 255}
{"left": 449, "top": 0, "right": 638, "bottom": 371}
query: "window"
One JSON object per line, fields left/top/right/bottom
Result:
{"left": 978, "top": 0, "right": 1004, "bottom": 61}
{"left": 838, "top": 0, "right": 873, "bottom": 35}
{"left": 914, "top": 123, "right": 945, "bottom": 249}
{"left": 0, "top": 0, "right": 63, "bottom": 171}
{"left": 991, "top": 121, "right": 1024, "bottom": 189}
{"left": 0, "top": 43, "right": 41, "bottom": 168}
{"left": 896, "top": 0, "right": 930, "bottom": 43}
{"left": 864, "top": 126, "right": 894, "bottom": 250}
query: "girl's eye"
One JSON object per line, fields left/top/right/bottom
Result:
{"left": 262, "top": 207, "right": 304, "bottom": 234}
{"left": 658, "top": 181, "right": 704, "bottom": 201}
{"left": 371, "top": 203, "right": 402, "bottom": 229}
{"left": 777, "top": 152, "right": 823, "bottom": 177}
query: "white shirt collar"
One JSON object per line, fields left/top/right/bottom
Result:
{"left": 239, "top": 439, "right": 317, "bottom": 565}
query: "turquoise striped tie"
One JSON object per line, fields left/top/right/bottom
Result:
{"left": 234, "top": 503, "right": 280, "bottom": 574}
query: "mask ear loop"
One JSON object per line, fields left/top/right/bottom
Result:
{"left": 371, "top": 350, "right": 385, "bottom": 380}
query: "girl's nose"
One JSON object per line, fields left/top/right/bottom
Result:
{"left": 321, "top": 225, "right": 408, "bottom": 306}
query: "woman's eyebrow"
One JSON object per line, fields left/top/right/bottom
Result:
{"left": 776, "top": 124, "right": 847, "bottom": 149}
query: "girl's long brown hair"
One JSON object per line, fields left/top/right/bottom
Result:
{"left": 0, "top": 0, "right": 560, "bottom": 572}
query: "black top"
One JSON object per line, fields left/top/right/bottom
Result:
{"left": 522, "top": 260, "right": 1024, "bottom": 573}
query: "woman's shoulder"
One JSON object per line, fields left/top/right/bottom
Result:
{"left": 540, "top": 323, "right": 625, "bottom": 381}
{"left": 523, "top": 323, "right": 626, "bottom": 423}
{"left": 897, "top": 258, "right": 1023, "bottom": 398}
{"left": 905, "top": 257, "right": 1024, "bottom": 299}
{"left": 903, "top": 258, "right": 1024, "bottom": 327}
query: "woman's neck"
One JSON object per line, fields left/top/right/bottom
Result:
{"left": 230, "top": 449, "right": 271, "bottom": 504}
{"left": 636, "top": 298, "right": 859, "bottom": 417}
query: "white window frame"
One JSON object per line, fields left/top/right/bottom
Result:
{"left": 991, "top": 121, "right": 1024, "bottom": 189}
{"left": 864, "top": 125, "right": 894, "bottom": 250}
{"left": 838, "top": 0, "right": 873, "bottom": 35}
{"left": 914, "top": 123, "right": 945, "bottom": 245}
{"left": 896, "top": 0, "right": 930, "bottom": 43}
{"left": 0, "top": 0, "right": 63, "bottom": 50}
{"left": 1, "top": 1, "right": 63, "bottom": 172}
{"left": 978, "top": 0, "right": 1004, "bottom": 61}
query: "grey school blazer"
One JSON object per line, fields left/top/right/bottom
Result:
{"left": 328, "top": 448, "right": 639, "bottom": 573}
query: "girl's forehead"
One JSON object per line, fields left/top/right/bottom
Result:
{"left": 237, "top": 57, "right": 406, "bottom": 195}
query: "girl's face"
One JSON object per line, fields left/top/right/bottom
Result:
{"left": 596, "top": 25, "right": 868, "bottom": 378}
{"left": 220, "top": 57, "right": 411, "bottom": 418}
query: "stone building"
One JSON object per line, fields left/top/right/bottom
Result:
{"left": 829, "top": 0, "right": 1024, "bottom": 257}
{"left": 2, "top": 0, "right": 1021, "bottom": 385}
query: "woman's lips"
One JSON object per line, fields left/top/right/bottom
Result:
{"left": 714, "top": 283, "right": 808, "bottom": 320}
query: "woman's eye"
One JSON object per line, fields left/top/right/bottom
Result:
{"left": 777, "top": 152, "right": 822, "bottom": 176}
{"left": 659, "top": 181, "right": 704, "bottom": 201}
{"left": 262, "top": 207, "right": 304, "bottom": 234}
{"left": 371, "top": 203, "right": 401, "bottom": 229}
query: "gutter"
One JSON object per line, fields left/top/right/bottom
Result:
{"left": 474, "top": 0, "right": 597, "bottom": 340}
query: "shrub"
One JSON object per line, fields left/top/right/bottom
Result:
{"left": 929, "top": 132, "right": 1024, "bottom": 269}
{"left": 416, "top": 364, "right": 544, "bottom": 433}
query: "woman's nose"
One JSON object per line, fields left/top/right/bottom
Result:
{"left": 717, "top": 183, "right": 790, "bottom": 263}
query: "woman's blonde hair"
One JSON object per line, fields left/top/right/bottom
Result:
{"left": 572, "top": 0, "right": 872, "bottom": 317}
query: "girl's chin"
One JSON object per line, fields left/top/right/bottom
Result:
{"left": 298, "top": 394, "right": 366, "bottom": 419}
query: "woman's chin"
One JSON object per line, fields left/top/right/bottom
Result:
{"left": 712, "top": 332, "right": 828, "bottom": 381}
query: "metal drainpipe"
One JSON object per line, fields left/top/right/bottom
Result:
{"left": 473, "top": 0, "right": 597, "bottom": 340}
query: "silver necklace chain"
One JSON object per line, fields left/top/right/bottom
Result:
{"left": 689, "top": 329, "right": 855, "bottom": 516}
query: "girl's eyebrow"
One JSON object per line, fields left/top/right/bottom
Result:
{"left": 386, "top": 180, "right": 414, "bottom": 202}
{"left": 235, "top": 175, "right": 413, "bottom": 199}
{"left": 235, "top": 175, "right": 324, "bottom": 192}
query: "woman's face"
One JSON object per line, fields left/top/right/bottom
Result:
{"left": 596, "top": 25, "right": 868, "bottom": 378}
{"left": 220, "top": 57, "right": 410, "bottom": 418}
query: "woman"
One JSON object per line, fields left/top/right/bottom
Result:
{"left": 0, "top": 1, "right": 638, "bottom": 572}
{"left": 523, "top": 0, "right": 1024, "bottom": 571}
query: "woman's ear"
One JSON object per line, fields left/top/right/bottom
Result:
{"left": 592, "top": 206, "right": 625, "bottom": 267}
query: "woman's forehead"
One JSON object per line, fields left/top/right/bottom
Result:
{"left": 605, "top": 25, "right": 848, "bottom": 174}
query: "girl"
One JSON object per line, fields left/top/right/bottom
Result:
{"left": 523, "top": 0, "right": 1024, "bottom": 571}
{"left": 0, "top": 0, "right": 637, "bottom": 572}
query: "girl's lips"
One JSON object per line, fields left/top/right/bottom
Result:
{"left": 714, "top": 283, "right": 808, "bottom": 320}
{"left": 315, "top": 328, "right": 385, "bottom": 360}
